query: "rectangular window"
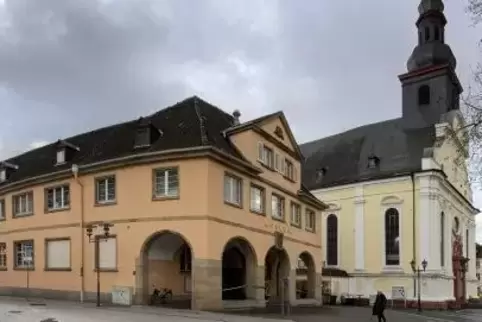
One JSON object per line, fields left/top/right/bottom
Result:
{"left": 45, "top": 185, "right": 70, "bottom": 211}
{"left": 46, "top": 239, "right": 71, "bottom": 270}
{"left": 224, "top": 174, "right": 242, "bottom": 206}
{"left": 95, "top": 176, "right": 116, "bottom": 204}
{"left": 258, "top": 143, "right": 274, "bottom": 168}
{"left": 290, "top": 202, "right": 301, "bottom": 227}
{"left": 305, "top": 209, "right": 316, "bottom": 231}
{"left": 56, "top": 149, "right": 66, "bottom": 164}
{"left": 284, "top": 159, "right": 294, "bottom": 180}
{"left": 12, "top": 192, "right": 34, "bottom": 217}
{"left": 98, "top": 236, "right": 117, "bottom": 270}
{"left": 0, "top": 243, "right": 6, "bottom": 269}
{"left": 14, "top": 240, "right": 34, "bottom": 269}
{"left": 250, "top": 185, "right": 265, "bottom": 214}
{"left": 271, "top": 194, "right": 285, "bottom": 220}
{"left": 153, "top": 168, "right": 179, "bottom": 198}
{"left": 0, "top": 169, "right": 5, "bottom": 182}
{"left": 0, "top": 199, "right": 4, "bottom": 220}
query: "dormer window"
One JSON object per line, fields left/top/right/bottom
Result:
{"left": 367, "top": 155, "right": 380, "bottom": 169}
{"left": 134, "top": 118, "right": 161, "bottom": 149}
{"left": 56, "top": 149, "right": 66, "bottom": 165}
{"left": 55, "top": 140, "right": 80, "bottom": 165}
{"left": 316, "top": 167, "right": 327, "bottom": 183}
{"left": 0, "top": 161, "right": 19, "bottom": 182}
{"left": 0, "top": 169, "right": 5, "bottom": 182}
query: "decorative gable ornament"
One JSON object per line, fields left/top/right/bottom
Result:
{"left": 274, "top": 126, "right": 284, "bottom": 140}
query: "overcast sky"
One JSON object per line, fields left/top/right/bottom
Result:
{"left": 0, "top": 0, "right": 481, "bottom": 241}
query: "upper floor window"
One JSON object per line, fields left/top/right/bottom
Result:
{"left": 95, "top": 176, "right": 116, "bottom": 204}
{"left": 418, "top": 85, "right": 431, "bottom": 105}
{"left": 434, "top": 26, "right": 440, "bottom": 41}
{"left": 13, "top": 192, "right": 34, "bottom": 217}
{"left": 424, "top": 26, "right": 430, "bottom": 41}
{"left": 46, "top": 185, "right": 70, "bottom": 211}
{"left": 284, "top": 159, "right": 295, "bottom": 180}
{"left": 153, "top": 168, "right": 179, "bottom": 198}
{"left": 326, "top": 214, "right": 338, "bottom": 266}
{"left": 258, "top": 143, "right": 274, "bottom": 168}
{"left": 224, "top": 174, "right": 242, "bottom": 206}
{"left": 56, "top": 149, "right": 66, "bottom": 165}
{"left": 271, "top": 194, "right": 285, "bottom": 220}
{"left": 385, "top": 208, "right": 400, "bottom": 266}
{"left": 0, "top": 243, "right": 6, "bottom": 269}
{"left": 14, "top": 240, "right": 34, "bottom": 269}
{"left": 250, "top": 185, "right": 265, "bottom": 214}
{"left": 290, "top": 202, "right": 301, "bottom": 227}
{"left": 0, "top": 169, "right": 5, "bottom": 182}
{"left": 306, "top": 209, "right": 316, "bottom": 232}
{"left": 0, "top": 199, "right": 4, "bottom": 220}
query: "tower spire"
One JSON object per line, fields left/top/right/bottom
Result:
{"left": 406, "top": 0, "right": 456, "bottom": 72}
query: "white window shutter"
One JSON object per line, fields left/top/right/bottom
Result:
{"left": 99, "top": 237, "right": 117, "bottom": 269}
{"left": 46, "top": 239, "right": 70, "bottom": 269}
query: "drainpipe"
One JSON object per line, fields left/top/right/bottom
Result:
{"left": 410, "top": 172, "right": 417, "bottom": 299}
{"left": 72, "top": 164, "right": 85, "bottom": 303}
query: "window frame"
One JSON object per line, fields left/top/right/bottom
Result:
{"left": 290, "top": 202, "right": 301, "bottom": 227}
{"left": 384, "top": 207, "right": 401, "bottom": 267}
{"left": 0, "top": 199, "right": 5, "bottom": 221}
{"left": 56, "top": 149, "right": 66, "bottom": 165}
{"left": 258, "top": 142, "right": 274, "bottom": 169}
{"left": 305, "top": 208, "right": 316, "bottom": 232}
{"left": 94, "top": 175, "right": 116, "bottom": 205}
{"left": 249, "top": 184, "right": 265, "bottom": 215}
{"left": 44, "top": 184, "right": 70, "bottom": 212}
{"left": 152, "top": 167, "right": 180, "bottom": 200}
{"left": 12, "top": 191, "right": 34, "bottom": 218}
{"left": 0, "top": 242, "right": 6, "bottom": 270}
{"left": 95, "top": 235, "right": 118, "bottom": 272}
{"left": 223, "top": 173, "right": 243, "bottom": 207}
{"left": 44, "top": 237, "right": 71, "bottom": 271}
{"left": 13, "top": 239, "right": 34, "bottom": 270}
{"left": 271, "top": 193, "right": 285, "bottom": 221}
{"left": 284, "top": 159, "right": 295, "bottom": 181}
{"left": 326, "top": 214, "right": 338, "bottom": 266}
{"left": 0, "top": 169, "right": 5, "bottom": 182}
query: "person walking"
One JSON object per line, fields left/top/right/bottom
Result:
{"left": 372, "top": 291, "right": 387, "bottom": 322}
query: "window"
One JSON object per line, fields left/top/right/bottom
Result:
{"left": 284, "top": 159, "right": 295, "bottom": 180}
{"left": 45, "top": 185, "right": 70, "bottom": 211}
{"left": 0, "top": 199, "right": 4, "bottom": 220}
{"left": 290, "top": 202, "right": 301, "bottom": 227}
{"left": 271, "top": 194, "right": 285, "bottom": 220}
{"left": 306, "top": 209, "right": 316, "bottom": 232}
{"left": 224, "top": 174, "right": 242, "bottom": 206}
{"left": 326, "top": 214, "right": 338, "bottom": 266}
{"left": 258, "top": 143, "right": 274, "bottom": 168}
{"left": 418, "top": 85, "right": 430, "bottom": 105}
{"left": 434, "top": 26, "right": 440, "bottom": 41}
{"left": 274, "top": 152, "right": 281, "bottom": 171}
{"left": 424, "top": 26, "right": 430, "bottom": 41}
{"left": 45, "top": 239, "right": 70, "bottom": 270}
{"left": 14, "top": 240, "right": 34, "bottom": 269}
{"left": 0, "top": 243, "right": 6, "bottom": 269}
{"left": 250, "top": 185, "right": 264, "bottom": 214}
{"left": 56, "top": 149, "right": 66, "bottom": 164}
{"left": 12, "top": 192, "right": 33, "bottom": 217}
{"left": 98, "top": 236, "right": 117, "bottom": 270}
{"left": 440, "top": 212, "right": 445, "bottom": 267}
{"left": 153, "top": 168, "right": 179, "bottom": 198}
{"left": 179, "top": 243, "right": 191, "bottom": 273}
{"left": 385, "top": 208, "right": 400, "bottom": 266}
{"left": 95, "top": 176, "right": 116, "bottom": 204}
{"left": 0, "top": 169, "right": 5, "bottom": 182}
{"left": 134, "top": 128, "right": 150, "bottom": 148}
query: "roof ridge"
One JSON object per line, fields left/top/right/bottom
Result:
{"left": 193, "top": 96, "right": 209, "bottom": 145}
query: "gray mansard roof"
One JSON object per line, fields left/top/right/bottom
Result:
{"left": 300, "top": 118, "right": 436, "bottom": 190}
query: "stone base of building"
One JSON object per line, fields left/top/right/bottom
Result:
{"left": 392, "top": 299, "right": 467, "bottom": 310}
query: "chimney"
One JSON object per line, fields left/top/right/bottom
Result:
{"left": 232, "top": 110, "right": 241, "bottom": 126}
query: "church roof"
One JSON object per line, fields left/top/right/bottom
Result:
{"left": 300, "top": 118, "right": 436, "bottom": 190}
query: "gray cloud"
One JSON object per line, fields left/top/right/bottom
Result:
{"left": 0, "top": 0, "right": 481, "bottom": 239}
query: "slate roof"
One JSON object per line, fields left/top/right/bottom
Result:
{"left": 0, "top": 96, "right": 245, "bottom": 186}
{"left": 300, "top": 118, "right": 436, "bottom": 190}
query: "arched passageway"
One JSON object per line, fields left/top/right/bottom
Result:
{"left": 140, "top": 231, "right": 193, "bottom": 309}
{"left": 221, "top": 237, "right": 257, "bottom": 301}
{"left": 264, "top": 246, "right": 290, "bottom": 302}
{"left": 296, "top": 252, "right": 316, "bottom": 299}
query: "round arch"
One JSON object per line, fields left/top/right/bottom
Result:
{"left": 221, "top": 236, "right": 258, "bottom": 301}
{"left": 138, "top": 230, "right": 194, "bottom": 308}
{"left": 297, "top": 251, "right": 316, "bottom": 299}
{"left": 264, "top": 246, "right": 291, "bottom": 302}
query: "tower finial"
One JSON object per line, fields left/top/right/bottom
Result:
{"left": 418, "top": 0, "right": 444, "bottom": 15}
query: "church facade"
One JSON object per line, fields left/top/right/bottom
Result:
{"left": 301, "top": 0, "right": 479, "bottom": 308}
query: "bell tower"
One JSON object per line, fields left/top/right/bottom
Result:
{"left": 399, "top": 0, "right": 463, "bottom": 129}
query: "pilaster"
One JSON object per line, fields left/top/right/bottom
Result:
{"left": 192, "top": 258, "right": 222, "bottom": 311}
{"left": 418, "top": 175, "right": 437, "bottom": 271}
{"left": 354, "top": 185, "right": 365, "bottom": 271}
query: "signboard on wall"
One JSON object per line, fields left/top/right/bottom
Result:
{"left": 391, "top": 286, "right": 406, "bottom": 300}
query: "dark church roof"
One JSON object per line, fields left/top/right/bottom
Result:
{"left": 300, "top": 118, "right": 436, "bottom": 190}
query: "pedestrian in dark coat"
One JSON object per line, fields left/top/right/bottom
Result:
{"left": 372, "top": 291, "right": 387, "bottom": 322}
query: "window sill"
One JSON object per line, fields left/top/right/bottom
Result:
{"left": 94, "top": 268, "right": 118, "bottom": 273}
{"left": 224, "top": 200, "right": 243, "bottom": 209}
{"left": 12, "top": 213, "right": 34, "bottom": 219}
{"left": 0, "top": 218, "right": 5, "bottom": 222}
{"left": 271, "top": 216, "right": 285, "bottom": 223}
{"left": 45, "top": 267, "right": 72, "bottom": 272}
{"left": 305, "top": 227, "right": 316, "bottom": 233}
{"left": 152, "top": 195, "right": 179, "bottom": 202}
{"left": 258, "top": 161, "right": 276, "bottom": 172}
{"left": 250, "top": 209, "right": 265, "bottom": 216}
{"left": 381, "top": 266, "right": 404, "bottom": 273}
{"left": 0, "top": 267, "right": 7, "bottom": 271}
{"left": 14, "top": 267, "right": 35, "bottom": 271}
{"left": 290, "top": 222, "right": 301, "bottom": 229}
{"left": 45, "top": 207, "right": 71, "bottom": 214}
{"left": 94, "top": 201, "right": 117, "bottom": 207}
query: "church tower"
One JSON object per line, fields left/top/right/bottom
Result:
{"left": 399, "top": 0, "right": 463, "bottom": 129}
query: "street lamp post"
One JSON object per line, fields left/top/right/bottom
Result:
{"left": 86, "top": 223, "right": 113, "bottom": 307}
{"left": 410, "top": 259, "right": 428, "bottom": 312}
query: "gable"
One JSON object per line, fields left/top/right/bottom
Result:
{"left": 257, "top": 114, "right": 301, "bottom": 158}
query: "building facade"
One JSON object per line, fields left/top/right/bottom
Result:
{"left": 301, "top": 0, "right": 479, "bottom": 309}
{"left": 0, "top": 97, "right": 326, "bottom": 311}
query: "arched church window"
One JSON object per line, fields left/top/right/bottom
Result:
{"left": 326, "top": 214, "right": 338, "bottom": 266}
{"left": 179, "top": 243, "right": 191, "bottom": 272}
{"left": 424, "top": 26, "right": 430, "bottom": 41}
{"left": 434, "top": 27, "right": 440, "bottom": 41}
{"left": 385, "top": 208, "right": 400, "bottom": 266}
{"left": 418, "top": 85, "right": 431, "bottom": 105}
{"left": 440, "top": 212, "right": 445, "bottom": 267}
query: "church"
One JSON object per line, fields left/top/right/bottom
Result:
{"left": 300, "top": 0, "right": 479, "bottom": 309}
